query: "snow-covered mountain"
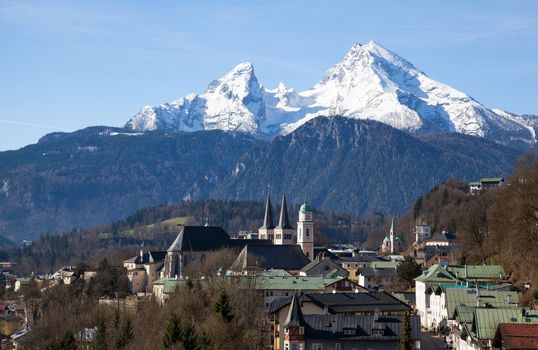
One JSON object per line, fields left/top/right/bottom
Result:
{"left": 125, "top": 41, "right": 536, "bottom": 145}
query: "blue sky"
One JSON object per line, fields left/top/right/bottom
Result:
{"left": 1, "top": 0, "right": 537, "bottom": 151}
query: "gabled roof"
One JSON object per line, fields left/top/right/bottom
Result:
{"left": 300, "top": 257, "right": 348, "bottom": 277}
{"left": 282, "top": 294, "right": 305, "bottom": 327}
{"left": 231, "top": 244, "right": 309, "bottom": 272}
{"left": 415, "top": 264, "right": 459, "bottom": 285}
{"left": 447, "top": 265, "right": 506, "bottom": 280}
{"left": 359, "top": 267, "right": 398, "bottom": 277}
{"left": 167, "top": 226, "right": 230, "bottom": 252}
{"left": 473, "top": 308, "right": 538, "bottom": 340}
{"left": 493, "top": 323, "right": 538, "bottom": 349}
{"left": 260, "top": 195, "right": 275, "bottom": 230}
{"left": 444, "top": 288, "right": 519, "bottom": 320}
{"left": 275, "top": 193, "right": 293, "bottom": 230}
{"left": 303, "top": 314, "right": 420, "bottom": 341}
{"left": 124, "top": 251, "right": 167, "bottom": 264}
{"left": 269, "top": 292, "right": 411, "bottom": 314}
{"left": 253, "top": 276, "right": 326, "bottom": 291}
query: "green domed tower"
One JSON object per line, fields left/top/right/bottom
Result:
{"left": 297, "top": 199, "right": 314, "bottom": 260}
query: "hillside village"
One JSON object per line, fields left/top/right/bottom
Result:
{"left": 2, "top": 178, "right": 537, "bottom": 350}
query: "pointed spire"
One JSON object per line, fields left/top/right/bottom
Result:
{"left": 276, "top": 193, "right": 293, "bottom": 229}
{"left": 282, "top": 293, "right": 305, "bottom": 327}
{"left": 260, "top": 194, "right": 275, "bottom": 229}
{"left": 390, "top": 217, "right": 395, "bottom": 235}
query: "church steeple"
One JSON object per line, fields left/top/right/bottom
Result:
{"left": 276, "top": 193, "right": 293, "bottom": 229}
{"left": 390, "top": 217, "right": 396, "bottom": 253}
{"left": 283, "top": 293, "right": 305, "bottom": 327}
{"left": 260, "top": 194, "right": 275, "bottom": 229}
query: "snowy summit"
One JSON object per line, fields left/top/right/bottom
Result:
{"left": 125, "top": 41, "right": 537, "bottom": 145}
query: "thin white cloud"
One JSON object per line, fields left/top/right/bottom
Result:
{"left": 0, "top": 118, "right": 68, "bottom": 131}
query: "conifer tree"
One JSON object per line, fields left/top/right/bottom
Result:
{"left": 399, "top": 313, "right": 412, "bottom": 350}
{"left": 181, "top": 321, "right": 199, "bottom": 350}
{"left": 163, "top": 314, "right": 182, "bottom": 349}
{"left": 214, "top": 290, "right": 234, "bottom": 323}
{"left": 116, "top": 319, "right": 134, "bottom": 349}
{"left": 92, "top": 319, "right": 107, "bottom": 350}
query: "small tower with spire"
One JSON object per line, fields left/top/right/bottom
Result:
{"left": 297, "top": 199, "right": 314, "bottom": 260}
{"left": 390, "top": 217, "right": 396, "bottom": 253}
{"left": 258, "top": 194, "right": 275, "bottom": 242}
{"left": 281, "top": 294, "right": 306, "bottom": 350}
{"left": 274, "top": 193, "right": 295, "bottom": 245}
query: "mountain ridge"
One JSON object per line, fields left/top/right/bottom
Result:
{"left": 125, "top": 41, "right": 537, "bottom": 149}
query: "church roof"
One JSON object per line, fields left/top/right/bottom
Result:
{"left": 260, "top": 195, "right": 275, "bottom": 229}
{"left": 231, "top": 244, "right": 310, "bottom": 272}
{"left": 167, "top": 226, "right": 231, "bottom": 252}
{"left": 275, "top": 193, "right": 294, "bottom": 230}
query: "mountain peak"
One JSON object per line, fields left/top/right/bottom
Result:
{"left": 125, "top": 42, "right": 536, "bottom": 146}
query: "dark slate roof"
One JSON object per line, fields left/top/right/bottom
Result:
{"left": 283, "top": 294, "right": 305, "bottom": 327}
{"left": 231, "top": 244, "right": 310, "bottom": 271}
{"left": 269, "top": 292, "right": 412, "bottom": 314}
{"left": 260, "top": 195, "right": 275, "bottom": 230}
{"left": 275, "top": 193, "right": 293, "bottom": 230}
{"left": 302, "top": 314, "right": 421, "bottom": 341}
{"left": 167, "top": 226, "right": 230, "bottom": 252}
{"left": 125, "top": 251, "right": 167, "bottom": 264}
{"left": 359, "top": 267, "right": 398, "bottom": 277}
{"left": 168, "top": 226, "right": 272, "bottom": 253}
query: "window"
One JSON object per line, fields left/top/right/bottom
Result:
{"left": 343, "top": 329, "right": 356, "bottom": 335}
{"left": 312, "top": 344, "right": 323, "bottom": 350}
{"left": 299, "top": 327, "right": 304, "bottom": 335}
{"left": 335, "top": 344, "right": 341, "bottom": 350}
{"left": 306, "top": 228, "right": 310, "bottom": 236}
{"left": 284, "top": 327, "right": 289, "bottom": 334}
{"left": 284, "top": 344, "right": 289, "bottom": 350}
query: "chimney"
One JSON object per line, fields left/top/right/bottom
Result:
{"left": 464, "top": 265, "right": 468, "bottom": 278}
{"left": 476, "top": 298, "right": 481, "bottom": 307}
{"left": 506, "top": 295, "right": 511, "bottom": 304}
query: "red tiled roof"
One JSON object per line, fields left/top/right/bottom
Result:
{"left": 495, "top": 323, "right": 538, "bottom": 349}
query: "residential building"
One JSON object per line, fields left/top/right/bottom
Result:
{"left": 357, "top": 266, "right": 399, "bottom": 290}
{"left": 299, "top": 256, "right": 348, "bottom": 278}
{"left": 254, "top": 275, "right": 363, "bottom": 309}
{"left": 415, "top": 264, "right": 509, "bottom": 330}
{"left": 123, "top": 250, "right": 166, "bottom": 293}
{"left": 493, "top": 323, "right": 538, "bottom": 349}
{"left": 0, "top": 315, "right": 23, "bottom": 337}
{"left": 469, "top": 177, "right": 505, "bottom": 194}
{"left": 455, "top": 308, "right": 538, "bottom": 350}
{"left": 273, "top": 294, "right": 420, "bottom": 350}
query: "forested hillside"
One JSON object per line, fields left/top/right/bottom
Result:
{"left": 8, "top": 199, "right": 379, "bottom": 274}
{"left": 395, "top": 151, "right": 538, "bottom": 294}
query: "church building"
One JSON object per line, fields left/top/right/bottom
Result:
{"left": 258, "top": 194, "right": 315, "bottom": 260}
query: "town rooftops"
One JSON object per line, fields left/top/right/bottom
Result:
{"left": 269, "top": 292, "right": 412, "bottom": 315}
{"left": 415, "top": 264, "right": 507, "bottom": 286}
